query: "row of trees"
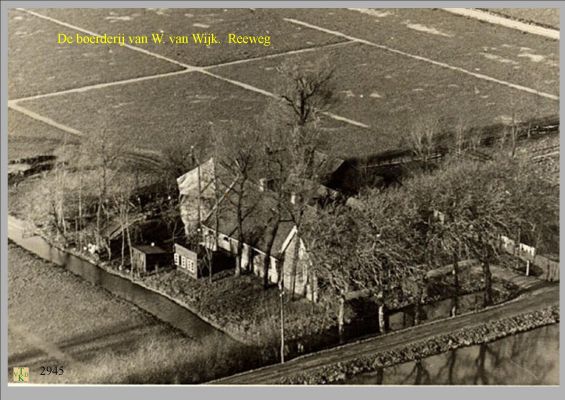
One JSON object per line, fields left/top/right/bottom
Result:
{"left": 303, "top": 153, "right": 557, "bottom": 332}
{"left": 37, "top": 128, "right": 178, "bottom": 268}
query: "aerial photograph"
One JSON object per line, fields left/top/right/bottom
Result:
{"left": 5, "top": 6, "right": 559, "bottom": 386}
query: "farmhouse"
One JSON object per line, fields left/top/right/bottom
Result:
{"left": 199, "top": 192, "right": 318, "bottom": 301}
{"left": 176, "top": 152, "right": 348, "bottom": 235}
{"left": 175, "top": 153, "right": 348, "bottom": 301}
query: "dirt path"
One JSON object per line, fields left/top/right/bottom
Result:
{"left": 213, "top": 284, "right": 558, "bottom": 384}
{"left": 441, "top": 9, "right": 559, "bottom": 40}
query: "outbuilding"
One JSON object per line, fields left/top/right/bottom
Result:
{"left": 130, "top": 244, "right": 172, "bottom": 275}
{"left": 174, "top": 243, "right": 201, "bottom": 278}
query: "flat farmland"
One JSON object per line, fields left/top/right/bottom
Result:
{"left": 33, "top": 8, "right": 345, "bottom": 67}
{"left": 8, "top": 9, "right": 181, "bottom": 99}
{"left": 8, "top": 244, "right": 196, "bottom": 383}
{"left": 212, "top": 42, "right": 559, "bottom": 155}
{"left": 8, "top": 8, "right": 560, "bottom": 161}
{"left": 13, "top": 70, "right": 380, "bottom": 158}
{"left": 486, "top": 8, "right": 560, "bottom": 29}
{"left": 8, "top": 109, "right": 77, "bottom": 160}
{"left": 273, "top": 8, "right": 559, "bottom": 96}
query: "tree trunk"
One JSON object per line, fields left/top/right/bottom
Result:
{"left": 235, "top": 217, "right": 244, "bottom": 277}
{"left": 414, "top": 287, "right": 423, "bottom": 326}
{"left": 235, "top": 180, "right": 245, "bottom": 276}
{"left": 289, "top": 229, "right": 300, "bottom": 299}
{"left": 78, "top": 174, "right": 83, "bottom": 250}
{"left": 280, "top": 289, "right": 285, "bottom": 364}
{"left": 96, "top": 200, "right": 102, "bottom": 248}
{"left": 235, "top": 233, "right": 242, "bottom": 277}
{"left": 451, "top": 255, "right": 460, "bottom": 317}
{"left": 482, "top": 260, "right": 493, "bottom": 307}
{"left": 121, "top": 217, "right": 125, "bottom": 267}
{"left": 211, "top": 168, "right": 220, "bottom": 284}
{"left": 378, "top": 302, "right": 386, "bottom": 334}
{"left": 126, "top": 218, "right": 133, "bottom": 266}
{"left": 337, "top": 296, "right": 345, "bottom": 342}
{"left": 262, "top": 220, "right": 280, "bottom": 289}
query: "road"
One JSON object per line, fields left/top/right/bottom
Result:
{"left": 213, "top": 284, "right": 559, "bottom": 384}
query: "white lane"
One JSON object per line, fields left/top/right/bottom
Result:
{"left": 283, "top": 17, "right": 559, "bottom": 102}
{"left": 16, "top": 9, "right": 370, "bottom": 129}
{"left": 10, "top": 69, "right": 195, "bottom": 104}
{"left": 8, "top": 102, "right": 84, "bottom": 137}
{"left": 441, "top": 8, "right": 559, "bottom": 40}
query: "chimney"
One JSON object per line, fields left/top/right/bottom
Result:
{"left": 290, "top": 192, "right": 296, "bottom": 205}
{"left": 259, "top": 178, "right": 266, "bottom": 192}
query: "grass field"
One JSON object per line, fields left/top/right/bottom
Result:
{"left": 485, "top": 8, "right": 560, "bottom": 29}
{"left": 7, "top": 243, "right": 249, "bottom": 384}
{"left": 35, "top": 8, "right": 345, "bottom": 67}
{"left": 8, "top": 7, "right": 559, "bottom": 161}
{"left": 8, "top": 10, "right": 180, "bottom": 99}
{"left": 8, "top": 110, "right": 77, "bottom": 161}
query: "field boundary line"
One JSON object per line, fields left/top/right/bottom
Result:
{"left": 441, "top": 8, "right": 560, "bottom": 40}
{"left": 9, "top": 103, "right": 165, "bottom": 159}
{"left": 18, "top": 8, "right": 195, "bottom": 70}
{"left": 200, "top": 69, "right": 370, "bottom": 129}
{"left": 10, "top": 69, "right": 194, "bottom": 104}
{"left": 8, "top": 102, "right": 84, "bottom": 137}
{"left": 17, "top": 9, "right": 371, "bottom": 129}
{"left": 284, "top": 17, "right": 559, "bottom": 102}
{"left": 202, "top": 40, "right": 356, "bottom": 69}
{"left": 12, "top": 43, "right": 354, "bottom": 104}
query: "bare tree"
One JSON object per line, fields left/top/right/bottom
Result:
{"left": 81, "top": 128, "right": 125, "bottom": 259}
{"left": 422, "top": 157, "right": 519, "bottom": 307}
{"left": 272, "top": 59, "right": 336, "bottom": 295}
{"left": 46, "top": 161, "right": 69, "bottom": 243}
{"left": 502, "top": 111, "right": 521, "bottom": 158}
{"left": 408, "top": 115, "right": 441, "bottom": 168}
{"left": 276, "top": 58, "right": 335, "bottom": 127}
{"left": 453, "top": 117, "right": 468, "bottom": 156}
{"left": 322, "top": 187, "right": 422, "bottom": 334}
{"left": 213, "top": 122, "right": 262, "bottom": 276}
{"left": 302, "top": 202, "right": 366, "bottom": 332}
{"left": 111, "top": 176, "right": 138, "bottom": 268}
{"left": 161, "top": 124, "right": 211, "bottom": 193}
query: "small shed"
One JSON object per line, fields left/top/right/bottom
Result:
{"left": 174, "top": 243, "right": 201, "bottom": 278}
{"left": 131, "top": 243, "right": 171, "bottom": 275}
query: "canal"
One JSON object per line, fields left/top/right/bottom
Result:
{"left": 343, "top": 324, "right": 559, "bottom": 385}
{"left": 7, "top": 216, "right": 228, "bottom": 343}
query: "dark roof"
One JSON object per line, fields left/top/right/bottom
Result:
{"left": 131, "top": 244, "right": 168, "bottom": 255}
{"left": 313, "top": 151, "right": 345, "bottom": 183}
{"left": 191, "top": 151, "right": 344, "bottom": 257}
{"left": 202, "top": 188, "right": 295, "bottom": 257}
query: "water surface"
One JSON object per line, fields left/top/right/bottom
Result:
{"left": 344, "top": 324, "right": 559, "bottom": 385}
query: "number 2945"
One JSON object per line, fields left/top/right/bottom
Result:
{"left": 40, "top": 366, "right": 64, "bottom": 375}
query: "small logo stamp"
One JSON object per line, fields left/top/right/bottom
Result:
{"left": 12, "top": 367, "right": 29, "bottom": 383}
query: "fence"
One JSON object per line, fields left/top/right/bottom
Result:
{"left": 500, "top": 235, "right": 559, "bottom": 282}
